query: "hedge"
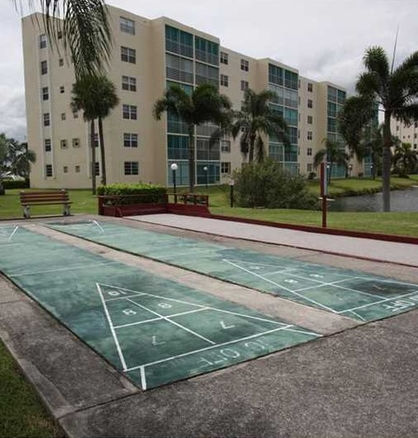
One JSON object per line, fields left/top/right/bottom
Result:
{"left": 97, "top": 183, "right": 167, "bottom": 205}
{"left": 2, "top": 179, "right": 30, "bottom": 189}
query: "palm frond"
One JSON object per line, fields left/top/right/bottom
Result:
{"left": 363, "top": 46, "right": 390, "bottom": 83}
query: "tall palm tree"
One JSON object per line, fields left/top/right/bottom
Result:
{"left": 72, "top": 74, "right": 116, "bottom": 193}
{"left": 392, "top": 143, "right": 417, "bottom": 177}
{"left": 230, "top": 89, "right": 289, "bottom": 163}
{"left": 313, "top": 138, "right": 349, "bottom": 184}
{"left": 92, "top": 77, "right": 119, "bottom": 185}
{"left": 154, "top": 84, "right": 231, "bottom": 192}
{"left": 342, "top": 47, "right": 418, "bottom": 211}
{"left": 361, "top": 125, "right": 384, "bottom": 180}
{"left": 14, "top": 0, "right": 111, "bottom": 78}
{"left": 0, "top": 134, "right": 9, "bottom": 195}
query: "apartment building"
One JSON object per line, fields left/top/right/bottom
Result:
{"left": 22, "top": 5, "right": 356, "bottom": 189}
{"left": 391, "top": 119, "right": 418, "bottom": 150}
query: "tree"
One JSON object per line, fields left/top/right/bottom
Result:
{"left": 361, "top": 125, "right": 384, "bottom": 180}
{"left": 15, "top": 0, "right": 111, "bottom": 78}
{"left": 8, "top": 140, "right": 36, "bottom": 179}
{"left": 341, "top": 46, "right": 418, "bottom": 211}
{"left": 0, "top": 134, "right": 8, "bottom": 195}
{"left": 72, "top": 74, "right": 119, "bottom": 193}
{"left": 228, "top": 89, "right": 289, "bottom": 163}
{"left": 154, "top": 84, "right": 231, "bottom": 192}
{"left": 313, "top": 138, "right": 349, "bottom": 183}
{"left": 392, "top": 142, "right": 417, "bottom": 177}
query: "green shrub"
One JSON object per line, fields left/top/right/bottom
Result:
{"left": 234, "top": 160, "right": 317, "bottom": 209}
{"left": 2, "top": 179, "right": 29, "bottom": 189}
{"left": 97, "top": 183, "right": 167, "bottom": 204}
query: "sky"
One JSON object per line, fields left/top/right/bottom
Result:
{"left": 1, "top": 0, "right": 417, "bottom": 140}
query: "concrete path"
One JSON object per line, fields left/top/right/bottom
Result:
{"left": 131, "top": 214, "right": 418, "bottom": 267}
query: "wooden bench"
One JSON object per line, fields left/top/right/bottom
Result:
{"left": 20, "top": 190, "right": 72, "bottom": 218}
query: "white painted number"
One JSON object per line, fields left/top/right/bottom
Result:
{"left": 152, "top": 335, "right": 165, "bottom": 346}
{"left": 123, "top": 309, "right": 137, "bottom": 316}
{"left": 158, "top": 303, "right": 172, "bottom": 309}
{"left": 284, "top": 279, "right": 298, "bottom": 284}
{"left": 220, "top": 320, "right": 235, "bottom": 330}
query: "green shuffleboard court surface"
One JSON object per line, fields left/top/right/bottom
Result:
{"left": 49, "top": 220, "right": 418, "bottom": 322}
{"left": 0, "top": 225, "right": 319, "bottom": 390}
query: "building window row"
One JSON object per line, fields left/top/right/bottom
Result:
{"left": 121, "top": 46, "right": 136, "bottom": 64}
{"left": 120, "top": 17, "right": 135, "bottom": 35}
{"left": 122, "top": 75, "right": 137, "bottom": 91}
{"left": 122, "top": 104, "right": 137, "bottom": 120}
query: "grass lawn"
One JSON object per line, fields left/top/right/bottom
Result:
{"left": 1, "top": 176, "right": 418, "bottom": 236}
{"left": 0, "top": 341, "right": 63, "bottom": 438}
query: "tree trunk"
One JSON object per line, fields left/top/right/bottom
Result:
{"left": 382, "top": 111, "right": 392, "bottom": 211}
{"left": 0, "top": 178, "right": 4, "bottom": 196}
{"left": 248, "top": 134, "right": 256, "bottom": 163}
{"left": 98, "top": 117, "right": 106, "bottom": 186}
{"left": 188, "top": 125, "right": 195, "bottom": 193}
{"left": 90, "top": 120, "right": 96, "bottom": 195}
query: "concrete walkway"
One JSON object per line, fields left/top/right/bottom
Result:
{"left": 131, "top": 214, "right": 418, "bottom": 267}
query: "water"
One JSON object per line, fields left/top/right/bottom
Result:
{"left": 330, "top": 186, "right": 418, "bottom": 212}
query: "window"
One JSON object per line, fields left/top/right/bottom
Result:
{"left": 61, "top": 113, "right": 66, "bottom": 121}
{"left": 220, "top": 51, "right": 228, "bottom": 65}
{"left": 122, "top": 104, "right": 137, "bottom": 120}
{"left": 63, "top": 166, "right": 68, "bottom": 173}
{"left": 60, "top": 139, "right": 68, "bottom": 149}
{"left": 120, "top": 17, "right": 135, "bottom": 35}
{"left": 57, "top": 30, "right": 63, "bottom": 39}
{"left": 95, "top": 162, "right": 100, "bottom": 176}
{"left": 221, "top": 162, "right": 231, "bottom": 174}
{"left": 124, "top": 161, "right": 139, "bottom": 175}
{"left": 93, "top": 133, "right": 99, "bottom": 147}
{"left": 307, "top": 131, "right": 313, "bottom": 140}
{"left": 220, "top": 74, "right": 229, "bottom": 87}
{"left": 241, "top": 80, "right": 249, "bottom": 91}
{"left": 45, "top": 164, "right": 53, "bottom": 177}
{"left": 396, "top": 126, "right": 399, "bottom": 131}
{"left": 307, "top": 163, "right": 313, "bottom": 172}
{"left": 123, "top": 133, "right": 138, "bottom": 147}
{"left": 165, "top": 25, "right": 193, "bottom": 58}
{"left": 43, "top": 113, "right": 50, "bottom": 127}
{"left": 307, "top": 115, "right": 313, "bottom": 124}
{"left": 307, "top": 147, "right": 312, "bottom": 156}
{"left": 59, "top": 58, "right": 64, "bottom": 67}
{"left": 307, "top": 99, "right": 313, "bottom": 108}
{"left": 75, "top": 165, "right": 80, "bottom": 173}
{"left": 41, "top": 60, "right": 48, "bottom": 75}
{"left": 241, "top": 59, "right": 249, "bottom": 72}
{"left": 42, "top": 87, "right": 49, "bottom": 101}
{"left": 195, "top": 37, "right": 219, "bottom": 65}
{"left": 39, "top": 34, "right": 47, "bottom": 49}
{"left": 195, "top": 62, "right": 219, "bottom": 87}
{"left": 122, "top": 75, "right": 137, "bottom": 91}
{"left": 166, "top": 53, "right": 194, "bottom": 84}
{"left": 307, "top": 82, "right": 313, "bottom": 92}
{"left": 60, "top": 86, "right": 65, "bottom": 94}
{"left": 121, "top": 46, "right": 136, "bottom": 63}
{"left": 221, "top": 139, "right": 231, "bottom": 153}
{"left": 72, "top": 138, "right": 80, "bottom": 148}
{"left": 73, "top": 111, "right": 79, "bottom": 119}
{"left": 44, "top": 138, "right": 51, "bottom": 152}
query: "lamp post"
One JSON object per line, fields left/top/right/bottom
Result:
{"left": 348, "top": 164, "right": 353, "bottom": 178}
{"left": 203, "top": 166, "right": 208, "bottom": 189}
{"left": 229, "top": 178, "right": 235, "bottom": 208}
{"left": 170, "top": 163, "right": 178, "bottom": 203}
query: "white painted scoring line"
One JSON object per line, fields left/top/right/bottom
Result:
{"left": 223, "top": 259, "right": 339, "bottom": 314}
{"left": 125, "top": 298, "right": 216, "bottom": 345}
{"left": 96, "top": 283, "right": 128, "bottom": 371}
{"left": 9, "top": 260, "right": 119, "bottom": 277}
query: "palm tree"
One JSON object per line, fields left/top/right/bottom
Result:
{"left": 154, "top": 84, "right": 231, "bottom": 192}
{"left": 0, "top": 134, "right": 8, "bottom": 195}
{"left": 313, "top": 138, "right": 349, "bottom": 184}
{"left": 343, "top": 47, "right": 418, "bottom": 211}
{"left": 392, "top": 143, "right": 417, "bottom": 177}
{"left": 92, "top": 77, "right": 119, "bottom": 185}
{"left": 229, "top": 89, "right": 289, "bottom": 163}
{"left": 361, "top": 125, "right": 384, "bottom": 180}
{"left": 8, "top": 140, "right": 36, "bottom": 180}
{"left": 14, "top": 0, "right": 111, "bottom": 78}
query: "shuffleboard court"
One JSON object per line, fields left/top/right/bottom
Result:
{"left": 0, "top": 225, "right": 318, "bottom": 389}
{"left": 49, "top": 220, "right": 418, "bottom": 322}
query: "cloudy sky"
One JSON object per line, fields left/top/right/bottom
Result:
{"left": 1, "top": 0, "right": 417, "bottom": 140}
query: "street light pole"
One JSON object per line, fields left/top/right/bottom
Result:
{"left": 170, "top": 163, "right": 178, "bottom": 203}
{"left": 203, "top": 166, "right": 208, "bottom": 189}
{"left": 229, "top": 178, "right": 235, "bottom": 208}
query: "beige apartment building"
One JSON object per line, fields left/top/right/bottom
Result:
{"left": 22, "top": 5, "right": 360, "bottom": 189}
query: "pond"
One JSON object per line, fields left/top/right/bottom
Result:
{"left": 330, "top": 186, "right": 418, "bottom": 212}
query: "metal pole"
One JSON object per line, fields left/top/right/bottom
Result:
{"left": 173, "top": 169, "right": 177, "bottom": 203}
{"left": 320, "top": 162, "right": 327, "bottom": 228}
{"left": 230, "top": 184, "right": 234, "bottom": 208}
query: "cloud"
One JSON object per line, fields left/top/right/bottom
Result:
{"left": 0, "top": 88, "right": 26, "bottom": 141}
